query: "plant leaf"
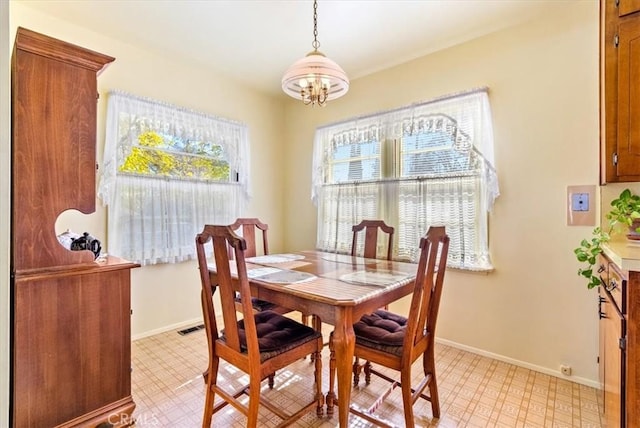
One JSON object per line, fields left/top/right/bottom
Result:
{"left": 588, "top": 276, "right": 601, "bottom": 289}
{"left": 580, "top": 269, "right": 593, "bottom": 278}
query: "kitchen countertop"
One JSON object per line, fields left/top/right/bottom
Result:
{"left": 602, "top": 239, "right": 640, "bottom": 271}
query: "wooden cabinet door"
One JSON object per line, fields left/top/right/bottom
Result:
{"left": 600, "top": 0, "right": 640, "bottom": 182}
{"left": 13, "top": 265, "right": 135, "bottom": 427}
{"left": 619, "top": 0, "right": 640, "bottom": 16}
{"left": 616, "top": 13, "right": 640, "bottom": 177}
{"left": 601, "top": 289, "right": 625, "bottom": 428}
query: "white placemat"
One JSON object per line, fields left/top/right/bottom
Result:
{"left": 247, "top": 267, "right": 281, "bottom": 278}
{"left": 251, "top": 268, "right": 317, "bottom": 284}
{"left": 208, "top": 264, "right": 316, "bottom": 284}
{"left": 321, "top": 253, "right": 359, "bottom": 263}
{"left": 339, "top": 270, "right": 412, "bottom": 287}
{"left": 246, "top": 254, "right": 306, "bottom": 264}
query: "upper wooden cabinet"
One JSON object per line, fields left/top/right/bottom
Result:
{"left": 11, "top": 27, "right": 114, "bottom": 272}
{"left": 619, "top": 0, "right": 640, "bottom": 16}
{"left": 601, "top": 0, "right": 640, "bottom": 183}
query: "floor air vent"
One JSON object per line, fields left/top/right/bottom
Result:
{"left": 178, "top": 324, "right": 205, "bottom": 336}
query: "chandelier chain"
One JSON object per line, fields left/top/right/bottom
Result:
{"left": 312, "top": 0, "right": 320, "bottom": 51}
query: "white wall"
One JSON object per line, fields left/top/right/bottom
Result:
{"left": 10, "top": 2, "right": 287, "bottom": 338}
{"left": 1, "top": 0, "right": 11, "bottom": 424}
{"left": 282, "top": 2, "right": 601, "bottom": 385}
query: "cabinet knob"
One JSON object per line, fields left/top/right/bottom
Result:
{"left": 607, "top": 279, "right": 618, "bottom": 292}
{"left": 597, "top": 264, "right": 606, "bottom": 273}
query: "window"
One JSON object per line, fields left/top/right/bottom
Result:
{"left": 312, "top": 89, "right": 498, "bottom": 271}
{"left": 329, "top": 140, "right": 381, "bottom": 183}
{"left": 99, "top": 91, "right": 250, "bottom": 265}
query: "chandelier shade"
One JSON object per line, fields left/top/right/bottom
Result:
{"left": 281, "top": 50, "right": 349, "bottom": 105}
{"left": 281, "top": 0, "right": 349, "bottom": 106}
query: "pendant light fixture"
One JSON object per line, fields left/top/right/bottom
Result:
{"left": 281, "top": 0, "right": 349, "bottom": 106}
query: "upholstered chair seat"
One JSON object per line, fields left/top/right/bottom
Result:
{"left": 353, "top": 309, "right": 409, "bottom": 357}
{"left": 222, "top": 310, "right": 322, "bottom": 361}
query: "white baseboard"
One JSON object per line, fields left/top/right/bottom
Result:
{"left": 132, "top": 317, "right": 203, "bottom": 341}
{"left": 436, "top": 337, "right": 600, "bottom": 389}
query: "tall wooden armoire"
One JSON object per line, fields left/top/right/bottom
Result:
{"left": 11, "top": 27, "right": 138, "bottom": 427}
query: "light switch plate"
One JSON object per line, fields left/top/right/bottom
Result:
{"left": 571, "top": 193, "right": 589, "bottom": 211}
{"left": 567, "top": 185, "right": 596, "bottom": 226}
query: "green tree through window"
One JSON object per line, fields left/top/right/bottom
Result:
{"left": 119, "top": 131, "right": 230, "bottom": 181}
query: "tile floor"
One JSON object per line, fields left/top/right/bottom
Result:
{"left": 131, "top": 322, "right": 603, "bottom": 427}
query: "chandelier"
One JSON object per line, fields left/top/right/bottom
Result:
{"left": 281, "top": 0, "right": 349, "bottom": 106}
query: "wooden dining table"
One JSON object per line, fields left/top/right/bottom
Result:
{"left": 209, "top": 250, "right": 418, "bottom": 427}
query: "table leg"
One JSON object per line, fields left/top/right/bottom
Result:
{"left": 327, "top": 310, "right": 354, "bottom": 427}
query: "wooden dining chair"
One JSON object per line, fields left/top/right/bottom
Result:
{"left": 350, "top": 219, "right": 395, "bottom": 380}
{"left": 351, "top": 219, "right": 395, "bottom": 260}
{"left": 229, "top": 218, "right": 318, "bottom": 326}
{"left": 228, "top": 218, "right": 291, "bottom": 314}
{"left": 196, "top": 225, "right": 324, "bottom": 427}
{"left": 202, "top": 218, "right": 287, "bottom": 385}
{"left": 228, "top": 218, "right": 269, "bottom": 258}
{"left": 328, "top": 226, "right": 449, "bottom": 427}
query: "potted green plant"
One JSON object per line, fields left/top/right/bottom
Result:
{"left": 608, "top": 188, "right": 640, "bottom": 239}
{"left": 574, "top": 188, "right": 640, "bottom": 288}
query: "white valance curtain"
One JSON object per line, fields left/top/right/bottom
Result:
{"left": 312, "top": 88, "right": 498, "bottom": 205}
{"left": 312, "top": 88, "right": 499, "bottom": 270}
{"left": 98, "top": 91, "right": 250, "bottom": 265}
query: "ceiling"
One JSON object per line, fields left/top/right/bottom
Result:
{"left": 16, "top": 0, "right": 575, "bottom": 97}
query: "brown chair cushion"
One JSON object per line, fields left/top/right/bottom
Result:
{"left": 234, "top": 292, "right": 279, "bottom": 312}
{"left": 354, "top": 309, "right": 407, "bottom": 346}
{"left": 224, "top": 310, "right": 319, "bottom": 353}
{"left": 250, "top": 298, "right": 279, "bottom": 312}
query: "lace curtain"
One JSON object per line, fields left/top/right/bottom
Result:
{"left": 98, "top": 91, "right": 250, "bottom": 265}
{"left": 312, "top": 88, "right": 498, "bottom": 271}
